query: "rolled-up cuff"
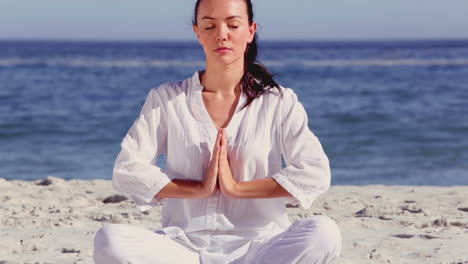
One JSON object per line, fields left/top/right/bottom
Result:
{"left": 127, "top": 176, "right": 171, "bottom": 212}
{"left": 271, "top": 173, "right": 312, "bottom": 209}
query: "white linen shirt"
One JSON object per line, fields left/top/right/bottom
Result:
{"left": 113, "top": 70, "right": 331, "bottom": 235}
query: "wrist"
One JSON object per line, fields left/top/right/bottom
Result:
{"left": 200, "top": 182, "right": 216, "bottom": 198}
{"left": 225, "top": 181, "right": 239, "bottom": 198}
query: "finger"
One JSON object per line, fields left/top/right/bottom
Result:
{"left": 216, "top": 130, "right": 222, "bottom": 148}
{"left": 219, "top": 140, "right": 226, "bottom": 159}
{"left": 217, "top": 130, "right": 224, "bottom": 160}
{"left": 214, "top": 129, "right": 222, "bottom": 149}
{"left": 220, "top": 144, "right": 227, "bottom": 161}
{"left": 222, "top": 135, "right": 228, "bottom": 159}
{"left": 209, "top": 129, "right": 221, "bottom": 163}
{"left": 217, "top": 128, "right": 222, "bottom": 141}
{"left": 220, "top": 128, "right": 226, "bottom": 147}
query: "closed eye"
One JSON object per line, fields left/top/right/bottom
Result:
{"left": 204, "top": 26, "right": 238, "bottom": 30}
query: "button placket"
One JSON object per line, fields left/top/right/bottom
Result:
{"left": 191, "top": 70, "right": 247, "bottom": 230}
{"left": 195, "top": 91, "right": 217, "bottom": 230}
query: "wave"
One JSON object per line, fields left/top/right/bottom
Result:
{"left": 299, "top": 58, "right": 468, "bottom": 67}
{"left": 0, "top": 58, "right": 206, "bottom": 68}
{"left": 1, "top": 57, "right": 468, "bottom": 68}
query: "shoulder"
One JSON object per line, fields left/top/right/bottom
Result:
{"left": 262, "top": 85, "right": 308, "bottom": 127}
{"left": 262, "top": 84, "right": 299, "bottom": 109}
{"left": 150, "top": 79, "right": 189, "bottom": 99}
{"left": 145, "top": 75, "right": 193, "bottom": 104}
{"left": 138, "top": 76, "right": 192, "bottom": 117}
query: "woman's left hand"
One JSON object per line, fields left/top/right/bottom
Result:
{"left": 218, "top": 128, "right": 238, "bottom": 198}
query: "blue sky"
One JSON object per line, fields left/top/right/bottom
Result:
{"left": 0, "top": 0, "right": 467, "bottom": 41}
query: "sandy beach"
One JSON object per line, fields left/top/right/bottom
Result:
{"left": 1, "top": 176, "right": 467, "bottom": 264}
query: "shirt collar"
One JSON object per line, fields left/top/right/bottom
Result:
{"left": 191, "top": 70, "right": 205, "bottom": 91}
{"left": 191, "top": 70, "right": 247, "bottom": 112}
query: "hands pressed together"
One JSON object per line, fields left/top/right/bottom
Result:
{"left": 203, "top": 128, "right": 238, "bottom": 198}
{"left": 157, "top": 126, "right": 290, "bottom": 200}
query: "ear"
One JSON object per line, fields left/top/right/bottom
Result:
{"left": 247, "top": 22, "right": 257, "bottom": 43}
{"left": 193, "top": 25, "right": 202, "bottom": 44}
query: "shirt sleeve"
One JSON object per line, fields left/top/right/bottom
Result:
{"left": 271, "top": 88, "right": 331, "bottom": 210}
{"left": 112, "top": 86, "right": 171, "bottom": 212}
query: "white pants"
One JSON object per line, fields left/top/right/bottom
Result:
{"left": 93, "top": 215, "right": 341, "bottom": 264}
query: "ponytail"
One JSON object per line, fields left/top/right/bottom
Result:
{"left": 240, "top": 34, "right": 282, "bottom": 109}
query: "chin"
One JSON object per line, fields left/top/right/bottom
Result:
{"left": 213, "top": 55, "right": 242, "bottom": 66}
{"left": 218, "top": 57, "right": 236, "bottom": 65}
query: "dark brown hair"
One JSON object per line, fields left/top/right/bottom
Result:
{"left": 192, "top": 0, "right": 282, "bottom": 109}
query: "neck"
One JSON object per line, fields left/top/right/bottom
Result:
{"left": 200, "top": 58, "right": 244, "bottom": 98}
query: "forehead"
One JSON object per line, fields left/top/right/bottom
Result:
{"left": 197, "top": 0, "right": 247, "bottom": 20}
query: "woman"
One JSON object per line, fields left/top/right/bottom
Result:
{"left": 93, "top": 0, "right": 341, "bottom": 263}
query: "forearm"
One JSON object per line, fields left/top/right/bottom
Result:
{"left": 155, "top": 179, "right": 215, "bottom": 199}
{"left": 228, "top": 178, "right": 292, "bottom": 199}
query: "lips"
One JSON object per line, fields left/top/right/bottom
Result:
{"left": 215, "top": 47, "right": 232, "bottom": 51}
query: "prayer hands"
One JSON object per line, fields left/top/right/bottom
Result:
{"left": 203, "top": 128, "right": 237, "bottom": 198}
{"left": 203, "top": 128, "right": 222, "bottom": 196}
{"left": 218, "top": 128, "right": 238, "bottom": 197}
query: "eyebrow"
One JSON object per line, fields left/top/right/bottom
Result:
{"left": 201, "top": 15, "right": 242, "bottom": 20}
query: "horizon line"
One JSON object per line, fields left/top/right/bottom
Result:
{"left": 1, "top": 37, "right": 468, "bottom": 43}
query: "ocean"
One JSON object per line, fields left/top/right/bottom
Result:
{"left": 0, "top": 39, "right": 467, "bottom": 185}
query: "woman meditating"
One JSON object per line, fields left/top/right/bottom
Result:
{"left": 93, "top": 0, "right": 341, "bottom": 263}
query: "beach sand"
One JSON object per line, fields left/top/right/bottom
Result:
{"left": 1, "top": 176, "right": 467, "bottom": 263}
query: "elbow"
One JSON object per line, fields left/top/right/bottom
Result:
{"left": 112, "top": 155, "right": 127, "bottom": 195}
{"left": 112, "top": 168, "right": 123, "bottom": 195}
{"left": 111, "top": 146, "right": 136, "bottom": 195}
{"left": 313, "top": 157, "right": 331, "bottom": 196}
{"left": 322, "top": 157, "right": 332, "bottom": 192}
{"left": 322, "top": 176, "right": 331, "bottom": 194}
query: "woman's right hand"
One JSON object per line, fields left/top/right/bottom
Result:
{"left": 201, "top": 128, "right": 222, "bottom": 196}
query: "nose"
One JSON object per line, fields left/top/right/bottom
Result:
{"left": 216, "top": 25, "right": 228, "bottom": 42}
